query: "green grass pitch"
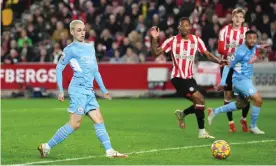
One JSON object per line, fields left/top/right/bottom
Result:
{"left": 1, "top": 98, "right": 276, "bottom": 165}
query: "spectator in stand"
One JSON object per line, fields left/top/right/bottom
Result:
{"left": 52, "top": 43, "right": 63, "bottom": 64}
{"left": 130, "top": 3, "right": 140, "bottom": 20}
{"left": 2, "top": 32, "right": 11, "bottom": 54}
{"left": 119, "top": 37, "right": 131, "bottom": 57}
{"left": 99, "top": 29, "right": 113, "bottom": 53}
{"left": 59, "top": 32, "right": 69, "bottom": 50}
{"left": 109, "top": 50, "right": 122, "bottom": 63}
{"left": 133, "top": 41, "right": 148, "bottom": 58}
{"left": 1, "top": 0, "right": 276, "bottom": 62}
{"left": 106, "top": 14, "right": 120, "bottom": 34}
{"left": 17, "top": 30, "right": 32, "bottom": 49}
{"left": 271, "top": 21, "right": 276, "bottom": 61}
{"left": 4, "top": 49, "right": 20, "bottom": 64}
{"left": 259, "top": 14, "right": 272, "bottom": 37}
{"left": 121, "top": 47, "right": 139, "bottom": 63}
{"left": 128, "top": 31, "right": 142, "bottom": 48}
{"left": 20, "top": 41, "right": 33, "bottom": 62}
{"left": 37, "top": 46, "right": 49, "bottom": 63}
{"left": 122, "top": 15, "right": 135, "bottom": 36}
{"left": 136, "top": 15, "right": 147, "bottom": 35}
{"left": 260, "top": 33, "right": 273, "bottom": 46}
{"left": 26, "top": 24, "right": 39, "bottom": 44}
{"left": 52, "top": 21, "right": 69, "bottom": 42}
{"left": 155, "top": 54, "right": 167, "bottom": 63}
{"left": 87, "top": 29, "right": 97, "bottom": 45}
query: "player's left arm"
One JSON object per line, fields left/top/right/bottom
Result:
{"left": 94, "top": 67, "right": 112, "bottom": 100}
{"left": 256, "top": 43, "right": 271, "bottom": 50}
{"left": 202, "top": 51, "right": 226, "bottom": 65}
{"left": 196, "top": 37, "right": 224, "bottom": 65}
{"left": 220, "top": 51, "right": 243, "bottom": 86}
{"left": 248, "top": 44, "right": 271, "bottom": 64}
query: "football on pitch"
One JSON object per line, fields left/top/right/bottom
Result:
{"left": 211, "top": 140, "right": 231, "bottom": 160}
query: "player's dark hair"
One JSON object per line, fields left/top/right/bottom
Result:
{"left": 179, "top": 17, "right": 191, "bottom": 24}
{"left": 245, "top": 30, "right": 258, "bottom": 37}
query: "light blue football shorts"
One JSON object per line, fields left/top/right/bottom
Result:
{"left": 67, "top": 88, "right": 99, "bottom": 115}
{"left": 233, "top": 78, "right": 257, "bottom": 98}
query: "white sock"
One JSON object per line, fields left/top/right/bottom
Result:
{"left": 106, "top": 149, "right": 114, "bottom": 153}
{"left": 199, "top": 129, "right": 206, "bottom": 135}
{"left": 45, "top": 143, "right": 51, "bottom": 149}
{"left": 229, "top": 120, "right": 235, "bottom": 124}
{"left": 241, "top": 117, "right": 246, "bottom": 121}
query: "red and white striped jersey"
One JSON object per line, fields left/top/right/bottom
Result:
{"left": 218, "top": 24, "right": 249, "bottom": 59}
{"left": 161, "top": 34, "right": 207, "bottom": 79}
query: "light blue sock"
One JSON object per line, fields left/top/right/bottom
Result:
{"left": 250, "top": 105, "right": 261, "bottom": 128}
{"left": 94, "top": 123, "right": 112, "bottom": 150}
{"left": 214, "top": 102, "right": 238, "bottom": 115}
{"left": 47, "top": 123, "right": 74, "bottom": 148}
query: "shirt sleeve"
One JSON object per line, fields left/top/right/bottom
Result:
{"left": 218, "top": 27, "right": 226, "bottom": 41}
{"left": 197, "top": 37, "right": 207, "bottom": 53}
{"left": 94, "top": 67, "right": 108, "bottom": 94}
{"left": 218, "top": 27, "right": 227, "bottom": 55}
{"left": 56, "top": 48, "right": 72, "bottom": 93}
{"left": 161, "top": 37, "right": 174, "bottom": 53}
{"left": 220, "top": 66, "right": 230, "bottom": 86}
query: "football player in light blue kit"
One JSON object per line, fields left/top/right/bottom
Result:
{"left": 208, "top": 30, "right": 265, "bottom": 134}
{"left": 38, "top": 20, "right": 128, "bottom": 158}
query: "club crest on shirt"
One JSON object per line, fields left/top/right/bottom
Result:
{"left": 240, "top": 34, "right": 244, "bottom": 38}
{"left": 230, "top": 55, "right": 235, "bottom": 61}
{"left": 77, "top": 106, "right": 84, "bottom": 113}
{"left": 190, "top": 44, "right": 195, "bottom": 48}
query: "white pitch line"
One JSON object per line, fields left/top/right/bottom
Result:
{"left": 2, "top": 108, "right": 66, "bottom": 112}
{"left": 13, "top": 139, "right": 276, "bottom": 165}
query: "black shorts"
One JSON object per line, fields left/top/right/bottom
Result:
{"left": 171, "top": 77, "right": 199, "bottom": 98}
{"left": 220, "top": 66, "right": 234, "bottom": 91}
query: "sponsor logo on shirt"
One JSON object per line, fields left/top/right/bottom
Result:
{"left": 226, "top": 43, "right": 238, "bottom": 48}
{"left": 174, "top": 54, "right": 194, "bottom": 60}
{"left": 80, "top": 56, "right": 96, "bottom": 63}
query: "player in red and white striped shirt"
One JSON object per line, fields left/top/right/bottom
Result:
{"left": 151, "top": 17, "right": 225, "bottom": 139}
{"left": 218, "top": 8, "right": 250, "bottom": 133}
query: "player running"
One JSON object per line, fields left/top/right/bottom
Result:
{"left": 217, "top": 8, "right": 251, "bottom": 132}
{"left": 151, "top": 17, "right": 226, "bottom": 139}
{"left": 37, "top": 20, "right": 128, "bottom": 158}
{"left": 208, "top": 30, "right": 265, "bottom": 134}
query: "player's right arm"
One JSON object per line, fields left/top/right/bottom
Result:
{"left": 151, "top": 26, "right": 173, "bottom": 56}
{"left": 151, "top": 27, "right": 164, "bottom": 56}
{"left": 217, "top": 27, "right": 228, "bottom": 56}
{"left": 56, "top": 48, "right": 72, "bottom": 101}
